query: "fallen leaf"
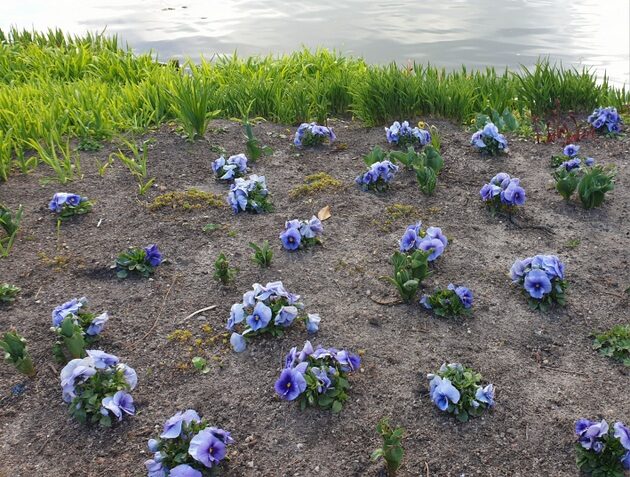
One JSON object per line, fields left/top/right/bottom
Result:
{"left": 317, "top": 205, "right": 331, "bottom": 221}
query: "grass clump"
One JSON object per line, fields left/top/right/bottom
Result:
{"left": 149, "top": 189, "right": 225, "bottom": 210}
{"left": 289, "top": 172, "right": 343, "bottom": 199}
{"left": 593, "top": 324, "right": 630, "bottom": 366}
{"left": 376, "top": 203, "right": 421, "bottom": 232}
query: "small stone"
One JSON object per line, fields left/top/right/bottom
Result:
{"left": 297, "top": 443, "right": 304, "bottom": 450}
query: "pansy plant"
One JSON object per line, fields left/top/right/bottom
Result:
{"left": 144, "top": 410, "right": 234, "bottom": 477}
{"left": 274, "top": 340, "right": 360, "bottom": 413}
{"left": 49, "top": 193, "right": 93, "bottom": 219}
{"left": 1, "top": 330, "right": 35, "bottom": 377}
{"left": 356, "top": 147, "right": 400, "bottom": 192}
{"left": 386, "top": 222, "right": 448, "bottom": 302}
{"left": 420, "top": 284, "right": 473, "bottom": 318}
{"left": 470, "top": 122, "right": 508, "bottom": 155}
{"left": 227, "top": 175, "right": 272, "bottom": 214}
{"left": 115, "top": 244, "right": 163, "bottom": 278}
{"left": 228, "top": 281, "right": 321, "bottom": 352}
{"left": 510, "top": 254, "right": 567, "bottom": 311}
{"left": 294, "top": 122, "right": 336, "bottom": 148}
{"left": 60, "top": 350, "right": 137, "bottom": 427}
{"left": 552, "top": 151, "right": 616, "bottom": 209}
{"left": 212, "top": 153, "right": 248, "bottom": 181}
{"left": 51, "top": 297, "right": 109, "bottom": 363}
{"left": 385, "top": 121, "right": 431, "bottom": 149}
{"left": 575, "top": 419, "right": 630, "bottom": 476}
{"left": 587, "top": 106, "right": 624, "bottom": 136}
{"left": 279, "top": 216, "right": 323, "bottom": 251}
{"left": 0, "top": 283, "right": 20, "bottom": 303}
{"left": 427, "top": 363, "right": 495, "bottom": 422}
{"left": 479, "top": 172, "right": 526, "bottom": 215}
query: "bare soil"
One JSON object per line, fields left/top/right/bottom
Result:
{"left": 0, "top": 118, "right": 629, "bottom": 477}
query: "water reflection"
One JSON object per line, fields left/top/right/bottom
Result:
{"left": 1, "top": 0, "right": 628, "bottom": 85}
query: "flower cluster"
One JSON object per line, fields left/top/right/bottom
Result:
{"left": 279, "top": 216, "right": 323, "bottom": 251}
{"left": 575, "top": 419, "right": 630, "bottom": 475}
{"left": 479, "top": 172, "right": 526, "bottom": 213}
{"left": 552, "top": 149, "right": 615, "bottom": 208}
{"left": 427, "top": 363, "right": 495, "bottom": 422}
{"left": 470, "top": 122, "right": 508, "bottom": 155}
{"left": 587, "top": 106, "right": 623, "bottom": 135}
{"left": 51, "top": 297, "right": 108, "bottom": 362}
{"left": 115, "top": 244, "right": 163, "bottom": 278}
{"left": 60, "top": 350, "right": 137, "bottom": 427}
{"left": 227, "top": 281, "right": 320, "bottom": 352}
{"left": 510, "top": 254, "right": 567, "bottom": 311}
{"left": 212, "top": 153, "right": 248, "bottom": 181}
{"left": 144, "top": 410, "right": 234, "bottom": 477}
{"left": 355, "top": 160, "right": 399, "bottom": 192}
{"left": 293, "top": 122, "right": 336, "bottom": 148}
{"left": 420, "top": 284, "right": 473, "bottom": 317}
{"left": 49, "top": 192, "right": 93, "bottom": 219}
{"left": 399, "top": 222, "right": 448, "bottom": 262}
{"left": 275, "top": 340, "right": 360, "bottom": 412}
{"left": 227, "top": 175, "right": 272, "bottom": 214}
{"left": 385, "top": 121, "right": 431, "bottom": 149}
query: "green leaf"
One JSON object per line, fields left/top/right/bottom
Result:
{"left": 370, "top": 449, "right": 384, "bottom": 461}
{"left": 331, "top": 400, "right": 343, "bottom": 413}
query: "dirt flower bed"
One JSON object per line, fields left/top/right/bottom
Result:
{"left": 0, "top": 118, "right": 629, "bottom": 476}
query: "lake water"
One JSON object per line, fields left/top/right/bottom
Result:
{"left": 2, "top": 0, "right": 629, "bottom": 86}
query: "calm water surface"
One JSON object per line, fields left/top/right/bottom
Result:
{"left": 2, "top": 0, "right": 629, "bottom": 85}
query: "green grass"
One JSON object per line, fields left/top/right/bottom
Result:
{"left": 0, "top": 27, "right": 628, "bottom": 182}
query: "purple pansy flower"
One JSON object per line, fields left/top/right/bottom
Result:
{"left": 160, "top": 410, "right": 202, "bottom": 439}
{"left": 188, "top": 429, "right": 227, "bottom": 468}
{"left": 144, "top": 244, "right": 163, "bottom": 267}
{"left": 274, "top": 367, "right": 307, "bottom": 401}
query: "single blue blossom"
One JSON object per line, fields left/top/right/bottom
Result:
{"left": 246, "top": 302, "right": 272, "bottom": 331}
{"left": 188, "top": 429, "right": 227, "bottom": 468}
{"left": 86, "top": 350, "right": 119, "bottom": 369}
{"left": 306, "top": 313, "right": 321, "bottom": 333}
{"left": 563, "top": 144, "right": 580, "bottom": 157}
{"left": 86, "top": 312, "right": 109, "bottom": 336}
{"left": 144, "top": 244, "right": 163, "bottom": 267}
{"left": 274, "top": 367, "right": 307, "bottom": 401}
{"left": 429, "top": 376, "right": 461, "bottom": 411}
{"left": 280, "top": 227, "right": 301, "bottom": 251}
{"left": 101, "top": 390, "right": 135, "bottom": 421}
{"left": 475, "top": 384, "right": 495, "bottom": 407}
{"left": 160, "top": 410, "right": 201, "bottom": 439}
{"left": 230, "top": 332, "right": 247, "bottom": 353}
{"left": 523, "top": 269, "right": 552, "bottom": 299}
{"left": 170, "top": 464, "right": 202, "bottom": 477}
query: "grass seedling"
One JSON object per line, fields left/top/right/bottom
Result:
{"left": 110, "top": 138, "right": 155, "bottom": 195}
{"left": 0, "top": 330, "right": 35, "bottom": 377}
{"left": 371, "top": 417, "right": 405, "bottom": 477}
{"left": 0, "top": 204, "right": 23, "bottom": 258}
{"left": 249, "top": 241, "right": 273, "bottom": 267}
{"left": 0, "top": 283, "right": 20, "bottom": 303}
{"left": 28, "top": 133, "right": 80, "bottom": 184}
{"left": 213, "top": 252, "right": 237, "bottom": 285}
